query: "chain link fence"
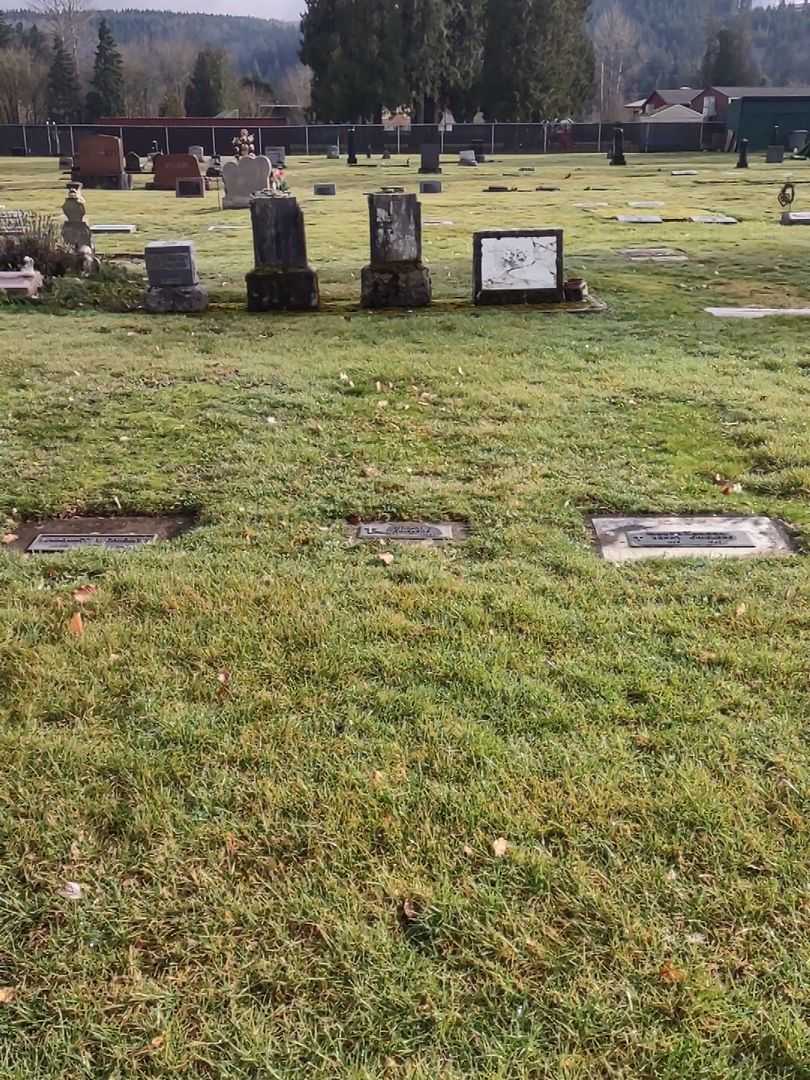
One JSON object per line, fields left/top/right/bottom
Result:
{"left": 0, "top": 121, "right": 728, "bottom": 158}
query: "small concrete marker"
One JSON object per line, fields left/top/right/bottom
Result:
{"left": 706, "top": 306, "right": 810, "bottom": 319}
{"left": 591, "top": 515, "right": 793, "bottom": 563}
{"left": 690, "top": 213, "right": 738, "bottom": 224}
{"left": 781, "top": 211, "right": 810, "bottom": 225}
{"left": 314, "top": 183, "right": 337, "bottom": 195}
{"left": 671, "top": 170, "right": 698, "bottom": 176}
{"left": 628, "top": 201, "right": 664, "bottom": 208}
{"left": 617, "top": 214, "right": 664, "bottom": 224}
{"left": 619, "top": 246, "right": 687, "bottom": 262}
{"left": 90, "top": 224, "right": 137, "bottom": 234}
{"left": 419, "top": 180, "right": 442, "bottom": 194}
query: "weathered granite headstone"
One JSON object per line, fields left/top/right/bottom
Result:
{"left": 0, "top": 257, "right": 43, "bottom": 299}
{"left": 58, "top": 155, "right": 73, "bottom": 171}
{"left": 361, "top": 193, "right": 431, "bottom": 309}
{"left": 419, "top": 181, "right": 442, "bottom": 194}
{"left": 61, "top": 188, "right": 93, "bottom": 250}
{"left": 125, "top": 151, "right": 141, "bottom": 173}
{"left": 459, "top": 149, "right": 477, "bottom": 166}
{"left": 472, "top": 141, "right": 487, "bottom": 163}
{"left": 609, "top": 126, "right": 626, "bottom": 166}
{"left": 736, "top": 138, "right": 749, "bottom": 169}
{"left": 347, "top": 128, "right": 358, "bottom": 166}
{"left": 266, "top": 146, "right": 286, "bottom": 167}
{"left": 222, "top": 155, "right": 272, "bottom": 209}
{"left": 245, "top": 195, "right": 319, "bottom": 311}
{"left": 766, "top": 145, "right": 785, "bottom": 164}
{"left": 419, "top": 144, "right": 441, "bottom": 174}
{"left": 176, "top": 177, "right": 206, "bottom": 198}
{"left": 150, "top": 154, "right": 205, "bottom": 191}
{"left": 73, "top": 135, "right": 132, "bottom": 189}
{"left": 327, "top": 145, "right": 340, "bottom": 160}
{"left": 189, "top": 145, "right": 205, "bottom": 162}
{"left": 314, "top": 183, "right": 336, "bottom": 195}
{"left": 473, "top": 229, "right": 564, "bottom": 305}
{"left": 143, "top": 240, "right": 208, "bottom": 313}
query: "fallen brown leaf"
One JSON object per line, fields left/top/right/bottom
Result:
{"left": 735, "top": 603, "right": 747, "bottom": 617}
{"left": 659, "top": 961, "right": 686, "bottom": 985}
{"left": 401, "top": 898, "right": 420, "bottom": 921}
{"left": 149, "top": 1034, "right": 165, "bottom": 1050}
{"left": 68, "top": 611, "right": 85, "bottom": 638}
{"left": 72, "top": 585, "right": 98, "bottom": 604}
{"left": 1, "top": 533, "right": 18, "bottom": 545}
{"left": 376, "top": 552, "right": 395, "bottom": 566}
{"left": 492, "top": 837, "right": 509, "bottom": 858}
{"left": 0, "top": 987, "right": 15, "bottom": 1004}
{"left": 362, "top": 466, "right": 381, "bottom": 479}
{"left": 462, "top": 843, "right": 474, "bottom": 857}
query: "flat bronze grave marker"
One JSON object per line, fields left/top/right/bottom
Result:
{"left": 591, "top": 515, "right": 793, "bottom": 563}
{"left": 349, "top": 520, "right": 467, "bottom": 544}
{"left": 28, "top": 533, "right": 156, "bottom": 553}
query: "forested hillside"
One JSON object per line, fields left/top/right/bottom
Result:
{"left": 590, "top": 0, "right": 810, "bottom": 114}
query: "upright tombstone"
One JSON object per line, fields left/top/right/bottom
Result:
{"left": 245, "top": 195, "right": 319, "bottom": 312}
{"left": 149, "top": 153, "right": 205, "bottom": 191}
{"left": 72, "top": 135, "right": 132, "bottom": 189}
{"left": 266, "top": 146, "right": 286, "bottom": 168}
{"left": 61, "top": 187, "right": 93, "bottom": 250}
{"left": 609, "top": 126, "right": 626, "bottom": 166}
{"left": 459, "top": 149, "right": 477, "bottom": 166}
{"left": 419, "top": 144, "right": 441, "bottom": 174}
{"left": 222, "top": 155, "right": 272, "bottom": 209}
{"left": 766, "top": 127, "right": 785, "bottom": 165}
{"left": 347, "top": 127, "right": 358, "bottom": 166}
{"left": 189, "top": 145, "right": 205, "bottom": 162}
{"left": 472, "top": 141, "right": 487, "bottom": 163}
{"left": 143, "top": 240, "right": 208, "bottom": 313}
{"left": 473, "top": 229, "right": 564, "bottom": 305}
{"left": 125, "top": 151, "right": 141, "bottom": 173}
{"left": 736, "top": 138, "right": 749, "bottom": 169}
{"left": 326, "top": 145, "right": 340, "bottom": 160}
{"left": 360, "top": 193, "right": 431, "bottom": 309}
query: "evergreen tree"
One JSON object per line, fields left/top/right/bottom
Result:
{"left": 0, "top": 12, "right": 12, "bottom": 48}
{"left": 701, "top": 17, "right": 759, "bottom": 86}
{"left": 46, "top": 35, "right": 82, "bottom": 123}
{"left": 184, "top": 47, "right": 227, "bottom": 116}
{"left": 442, "top": 0, "right": 487, "bottom": 121}
{"left": 85, "top": 19, "right": 125, "bottom": 120}
{"left": 400, "top": 0, "right": 448, "bottom": 123}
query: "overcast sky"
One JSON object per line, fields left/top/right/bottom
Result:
{"left": 0, "top": 0, "right": 302, "bottom": 17}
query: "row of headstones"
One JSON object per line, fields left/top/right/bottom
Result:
{"left": 143, "top": 192, "right": 568, "bottom": 314}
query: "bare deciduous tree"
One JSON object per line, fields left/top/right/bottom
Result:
{"left": 591, "top": 4, "right": 643, "bottom": 120}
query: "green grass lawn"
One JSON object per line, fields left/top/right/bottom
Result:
{"left": 1, "top": 151, "right": 810, "bottom": 1078}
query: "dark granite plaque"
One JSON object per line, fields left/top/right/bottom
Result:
{"left": 28, "top": 533, "right": 157, "bottom": 553}
{"left": 626, "top": 530, "right": 755, "bottom": 549}
{"left": 144, "top": 241, "right": 198, "bottom": 287}
{"left": 358, "top": 522, "right": 454, "bottom": 541}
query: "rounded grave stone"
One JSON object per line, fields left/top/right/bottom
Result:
{"left": 419, "top": 181, "right": 442, "bottom": 194}
{"left": 314, "top": 183, "right": 337, "bottom": 196}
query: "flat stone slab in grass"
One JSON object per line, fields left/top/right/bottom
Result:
{"left": 5, "top": 514, "right": 196, "bottom": 555}
{"left": 690, "top": 214, "right": 738, "bottom": 224}
{"left": 706, "top": 306, "right": 810, "bottom": 319}
{"left": 628, "top": 201, "right": 664, "bottom": 208}
{"left": 781, "top": 211, "right": 810, "bottom": 225}
{"left": 618, "top": 246, "right": 688, "bottom": 262}
{"left": 90, "top": 224, "right": 137, "bottom": 234}
{"left": 574, "top": 202, "right": 609, "bottom": 209}
{"left": 616, "top": 215, "right": 664, "bottom": 224}
{"left": 671, "top": 170, "right": 698, "bottom": 176}
{"left": 349, "top": 521, "right": 469, "bottom": 544}
{"left": 591, "top": 515, "right": 793, "bottom": 563}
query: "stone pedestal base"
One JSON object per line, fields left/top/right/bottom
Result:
{"left": 609, "top": 155, "right": 626, "bottom": 166}
{"left": 144, "top": 284, "right": 208, "bottom": 313}
{"left": 73, "top": 172, "right": 133, "bottom": 190}
{"left": 246, "top": 266, "right": 319, "bottom": 311}
{"left": 361, "top": 262, "right": 431, "bottom": 308}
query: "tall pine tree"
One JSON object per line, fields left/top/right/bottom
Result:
{"left": 184, "top": 47, "right": 226, "bottom": 116}
{"left": 85, "top": 19, "right": 125, "bottom": 121}
{"left": 0, "top": 12, "right": 12, "bottom": 48}
{"left": 47, "top": 35, "right": 82, "bottom": 123}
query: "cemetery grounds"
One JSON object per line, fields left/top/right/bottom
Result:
{"left": 1, "top": 152, "right": 810, "bottom": 1078}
